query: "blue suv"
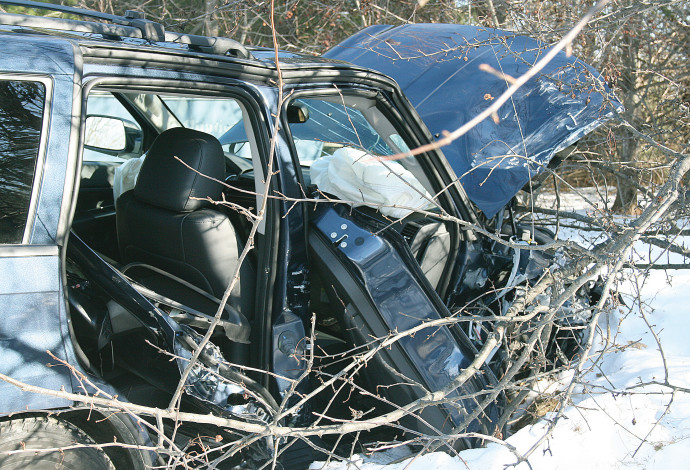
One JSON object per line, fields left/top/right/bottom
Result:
{"left": 0, "top": 1, "right": 614, "bottom": 468}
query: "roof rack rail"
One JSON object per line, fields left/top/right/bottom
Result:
{"left": 163, "top": 31, "right": 250, "bottom": 58}
{"left": 0, "top": 0, "right": 251, "bottom": 58}
{"left": 0, "top": 0, "right": 164, "bottom": 40}
{"left": 0, "top": 11, "right": 150, "bottom": 40}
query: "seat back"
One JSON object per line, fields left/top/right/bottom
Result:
{"left": 116, "top": 128, "right": 253, "bottom": 319}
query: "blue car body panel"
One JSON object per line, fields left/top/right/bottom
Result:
{"left": 0, "top": 38, "right": 85, "bottom": 411}
{"left": 325, "top": 24, "right": 619, "bottom": 217}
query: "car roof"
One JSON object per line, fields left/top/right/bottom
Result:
{"left": 0, "top": 3, "right": 370, "bottom": 80}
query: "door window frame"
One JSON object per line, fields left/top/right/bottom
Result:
{"left": 0, "top": 74, "right": 53, "bottom": 245}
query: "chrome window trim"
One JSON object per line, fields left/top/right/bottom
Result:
{"left": 0, "top": 244, "right": 58, "bottom": 257}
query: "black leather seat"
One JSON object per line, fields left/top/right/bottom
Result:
{"left": 116, "top": 127, "right": 254, "bottom": 331}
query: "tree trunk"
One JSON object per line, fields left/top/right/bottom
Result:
{"left": 612, "top": 126, "right": 640, "bottom": 214}
{"left": 204, "top": 0, "right": 219, "bottom": 37}
{"left": 611, "top": 11, "right": 642, "bottom": 215}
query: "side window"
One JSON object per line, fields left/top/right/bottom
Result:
{"left": 85, "top": 91, "right": 143, "bottom": 162}
{"left": 163, "top": 96, "right": 243, "bottom": 138}
{"left": 0, "top": 79, "right": 45, "bottom": 244}
{"left": 163, "top": 96, "right": 253, "bottom": 162}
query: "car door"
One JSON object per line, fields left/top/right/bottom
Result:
{"left": 281, "top": 89, "right": 500, "bottom": 445}
{"left": 0, "top": 37, "right": 90, "bottom": 412}
{"left": 308, "top": 203, "right": 499, "bottom": 446}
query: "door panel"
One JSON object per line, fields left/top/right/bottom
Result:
{"left": 0, "top": 247, "right": 75, "bottom": 411}
{"left": 309, "top": 203, "right": 499, "bottom": 446}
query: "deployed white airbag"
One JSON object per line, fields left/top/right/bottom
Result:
{"left": 310, "top": 147, "right": 435, "bottom": 218}
{"left": 113, "top": 155, "right": 145, "bottom": 201}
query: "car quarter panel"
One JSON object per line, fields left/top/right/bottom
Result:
{"left": 0, "top": 35, "right": 93, "bottom": 412}
{"left": 0, "top": 247, "right": 76, "bottom": 411}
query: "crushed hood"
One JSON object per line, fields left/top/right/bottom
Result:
{"left": 324, "top": 24, "right": 619, "bottom": 217}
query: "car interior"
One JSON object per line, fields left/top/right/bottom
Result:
{"left": 67, "top": 85, "right": 456, "bottom": 410}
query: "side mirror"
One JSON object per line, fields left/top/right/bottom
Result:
{"left": 84, "top": 115, "right": 143, "bottom": 157}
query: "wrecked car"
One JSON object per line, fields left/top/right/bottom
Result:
{"left": 0, "top": 2, "right": 615, "bottom": 468}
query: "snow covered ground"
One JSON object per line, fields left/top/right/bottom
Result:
{"left": 311, "top": 189, "right": 690, "bottom": 470}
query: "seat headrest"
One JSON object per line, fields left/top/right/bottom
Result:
{"left": 134, "top": 128, "right": 225, "bottom": 212}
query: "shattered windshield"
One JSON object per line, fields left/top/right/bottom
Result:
{"left": 286, "top": 92, "right": 437, "bottom": 218}
{"left": 288, "top": 98, "right": 398, "bottom": 164}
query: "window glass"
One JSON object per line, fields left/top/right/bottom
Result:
{"left": 161, "top": 96, "right": 252, "bottom": 162}
{"left": 87, "top": 90, "right": 138, "bottom": 123}
{"left": 162, "top": 96, "right": 243, "bottom": 139}
{"left": 0, "top": 80, "right": 45, "bottom": 244}
{"left": 288, "top": 98, "right": 396, "bottom": 165}
{"left": 287, "top": 93, "right": 437, "bottom": 218}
